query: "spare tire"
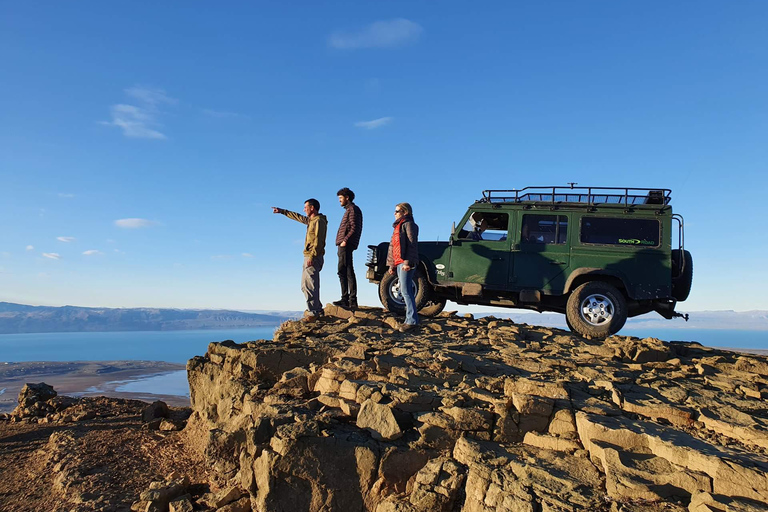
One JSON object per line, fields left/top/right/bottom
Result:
{"left": 671, "top": 249, "right": 693, "bottom": 301}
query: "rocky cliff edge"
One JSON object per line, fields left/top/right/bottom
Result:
{"left": 185, "top": 306, "right": 768, "bottom": 512}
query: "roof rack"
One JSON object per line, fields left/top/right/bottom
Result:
{"left": 480, "top": 186, "right": 671, "bottom": 207}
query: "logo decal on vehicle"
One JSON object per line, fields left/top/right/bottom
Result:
{"left": 435, "top": 264, "right": 445, "bottom": 269}
{"left": 618, "top": 238, "right": 655, "bottom": 246}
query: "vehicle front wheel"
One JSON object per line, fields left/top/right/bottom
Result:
{"left": 378, "top": 269, "right": 430, "bottom": 315}
{"left": 566, "top": 281, "right": 627, "bottom": 338}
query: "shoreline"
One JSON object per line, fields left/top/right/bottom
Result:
{"left": 2, "top": 342, "right": 766, "bottom": 413}
{"left": 0, "top": 360, "right": 189, "bottom": 412}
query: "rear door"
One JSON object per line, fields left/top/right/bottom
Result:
{"left": 510, "top": 213, "right": 571, "bottom": 293}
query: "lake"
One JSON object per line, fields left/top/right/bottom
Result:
{"left": 0, "top": 326, "right": 765, "bottom": 400}
{"left": 0, "top": 327, "right": 278, "bottom": 364}
{"left": 1, "top": 326, "right": 766, "bottom": 365}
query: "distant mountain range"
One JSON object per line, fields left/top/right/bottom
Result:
{"left": 0, "top": 302, "right": 294, "bottom": 334}
{"left": 1, "top": 301, "right": 766, "bottom": 335}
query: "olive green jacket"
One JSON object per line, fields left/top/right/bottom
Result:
{"left": 280, "top": 210, "right": 328, "bottom": 259}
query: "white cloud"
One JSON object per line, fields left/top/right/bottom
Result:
{"left": 102, "top": 86, "right": 177, "bottom": 140}
{"left": 354, "top": 117, "right": 393, "bottom": 130}
{"left": 58, "top": 193, "right": 75, "bottom": 199}
{"left": 26, "top": 245, "right": 34, "bottom": 251}
{"left": 57, "top": 236, "right": 76, "bottom": 242}
{"left": 125, "top": 86, "right": 178, "bottom": 107}
{"left": 242, "top": 253, "right": 254, "bottom": 258}
{"left": 114, "top": 218, "right": 158, "bottom": 229}
{"left": 82, "top": 250, "right": 103, "bottom": 256}
{"left": 42, "top": 253, "right": 60, "bottom": 260}
{"left": 202, "top": 109, "right": 248, "bottom": 119}
{"left": 104, "top": 104, "right": 167, "bottom": 139}
{"left": 329, "top": 19, "right": 423, "bottom": 49}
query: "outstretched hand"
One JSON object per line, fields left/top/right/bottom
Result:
{"left": 272, "top": 207, "right": 280, "bottom": 214}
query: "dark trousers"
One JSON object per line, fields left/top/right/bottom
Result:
{"left": 337, "top": 245, "right": 357, "bottom": 304}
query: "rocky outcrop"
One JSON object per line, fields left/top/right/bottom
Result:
{"left": 185, "top": 306, "right": 768, "bottom": 511}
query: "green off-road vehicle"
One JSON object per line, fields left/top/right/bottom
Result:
{"left": 366, "top": 186, "right": 692, "bottom": 337}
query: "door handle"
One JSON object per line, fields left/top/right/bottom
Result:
{"left": 550, "top": 261, "right": 567, "bottom": 265}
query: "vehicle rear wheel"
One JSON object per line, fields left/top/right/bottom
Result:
{"left": 566, "top": 281, "right": 627, "bottom": 338}
{"left": 671, "top": 249, "right": 693, "bottom": 301}
{"left": 378, "top": 269, "right": 429, "bottom": 315}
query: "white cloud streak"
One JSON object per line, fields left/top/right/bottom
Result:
{"left": 82, "top": 250, "right": 103, "bottom": 256}
{"left": 58, "top": 193, "right": 75, "bottom": 199}
{"left": 242, "top": 253, "right": 254, "bottom": 258}
{"left": 103, "top": 86, "right": 177, "bottom": 139}
{"left": 42, "top": 253, "right": 60, "bottom": 260}
{"left": 354, "top": 117, "right": 393, "bottom": 130}
{"left": 329, "top": 19, "right": 423, "bottom": 49}
{"left": 26, "top": 245, "right": 34, "bottom": 251}
{"left": 57, "top": 236, "right": 76, "bottom": 243}
{"left": 125, "top": 87, "right": 178, "bottom": 108}
{"left": 114, "top": 218, "right": 158, "bottom": 229}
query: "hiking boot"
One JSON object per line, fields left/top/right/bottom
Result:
{"left": 398, "top": 323, "right": 417, "bottom": 333}
{"left": 349, "top": 300, "right": 358, "bottom": 311}
{"left": 332, "top": 299, "right": 350, "bottom": 308}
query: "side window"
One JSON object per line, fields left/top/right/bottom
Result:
{"left": 458, "top": 212, "right": 509, "bottom": 241}
{"left": 521, "top": 215, "right": 568, "bottom": 244}
{"left": 580, "top": 217, "right": 660, "bottom": 246}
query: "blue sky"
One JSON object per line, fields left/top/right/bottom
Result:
{"left": 1, "top": 1, "right": 766, "bottom": 313}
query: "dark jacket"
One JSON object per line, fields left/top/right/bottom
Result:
{"left": 335, "top": 202, "right": 363, "bottom": 250}
{"left": 386, "top": 216, "right": 419, "bottom": 268}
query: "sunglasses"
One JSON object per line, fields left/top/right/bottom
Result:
{"left": 394, "top": 209, "right": 404, "bottom": 214}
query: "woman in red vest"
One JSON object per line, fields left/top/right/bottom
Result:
{"left": 386, "top": 202, "right": 420, "bottom": 332}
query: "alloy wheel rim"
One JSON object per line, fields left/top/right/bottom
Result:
{"left": 580, "top": 293, "right": 614, "bottom": 325}
{"left": 389, "top": 278, "right": 417, "bottom": 306}
{"left": 389, "top": 279, "right": 405, "bottom": 306}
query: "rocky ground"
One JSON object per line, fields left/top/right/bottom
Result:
{"left": 0, "top": 386, "right": 205, "bottom": 512}
{"left": 2, "top": 306, "right": 767, "bottom": 511}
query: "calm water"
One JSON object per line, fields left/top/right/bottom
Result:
{"left": 0, "top": 326, "right": 765, "bottom": 398}
{"left": 0, "top": 327, "right": 277, "bottom": 364}
{"left": 1, "top": 326, "right": 765, "bottom": 364}
{"left": 620, "top": 328, "right": 767, "bottom": 351}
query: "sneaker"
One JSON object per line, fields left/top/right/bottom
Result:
{"left": 332, "top": 299, "right": 350, "bottom": 308}
{"left": 398, "top": 323, "right": 417, "bottom": 333}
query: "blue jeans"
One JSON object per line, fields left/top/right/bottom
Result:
{"left": 396, "top": 264, "right": 418, "bottom": 325}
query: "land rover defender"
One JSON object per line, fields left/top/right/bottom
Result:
{"left": 366, "top": 186, "right": 692, "bottom": 337}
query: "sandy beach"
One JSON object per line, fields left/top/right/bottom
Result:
{"left": 0, "top": 360, "right": 189, "bottom": 412}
